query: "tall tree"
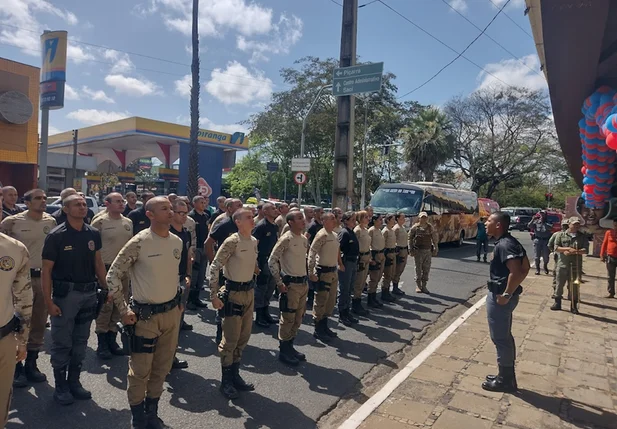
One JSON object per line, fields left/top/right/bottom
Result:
{"left": 186, "top": 0, "right": 200, "bottom": 198}
{"left": 400, "top": 107, "right": 454, "bottom": 182}
{"left": 444, "top": 86, "right": 554, "bottom": 198}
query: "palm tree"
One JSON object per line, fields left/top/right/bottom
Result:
{"left": 186, "top": 0, "right": 200, "bottom": 198}
{"left": 401, "top": 107, "right": 454, "bottom": 182}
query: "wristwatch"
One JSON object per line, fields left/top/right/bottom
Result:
{"left": 502, "top": 292, "right": 512, "bottom": 300}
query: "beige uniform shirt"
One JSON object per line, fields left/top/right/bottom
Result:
{"left": 1, "top": 211, "right": 56, "bottom": 269}
{"left": 308, "top": 229, "right": 339, "bottom": 274}
{"left": 91, "top": 213, "right": 133, "bottom": 265}
{"left": 275, "top": 215, "right": 285, "bottom": 236}
{"left": 333, "top": 225, "right": 342, "bottom": 234}
{"left": 354, "top": 226, "right": 371, "bottom": 253}
{"left": 183, "top": 216, "right": 197, "bottom": 249}
{"left": 210, "top": 213, "right": 228, "bottom": 233}
{"left": 107, "top": 229, "right": 183, "bottom": 314}
{"left": 382, "top": 226, "right": 396, "bottom": 249}
{"left": 91, "top": 208, "right": 108, "bottom": 223}
{"left": 268, "top": 231, "right": 308, "bottom": 286}
{"left": 0, "top": 233, "right": 32, "bottom": 344}
{"left": 368, "top": 226, "right": 385, "bottom": 251}
{"left": 281, "top": 223, "right": 291, "bottom": 235}
{"left": 393, "top": 224, "right": 407, "bottom": 248}
{"left": 207, "top": 232, "right": 258, "bottom": 296}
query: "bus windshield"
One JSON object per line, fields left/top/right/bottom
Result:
{"left": 370, "top": 188, "right": 423, "bottom": 215}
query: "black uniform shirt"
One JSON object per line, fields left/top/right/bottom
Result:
{"left": 252, "top": 218, "right": 279, "bottom": 258}
{"left": 128, "top": 207, "right": 150, "bottom": 235}
{"left": 338, "top": 226, "right": 360, "bottom": 258}
{"left": 189, "top": 209, "right": 210, "bottom": 249}
{"left": 489, "top": 233, "right": 525, "bottom": 295}
{"left": 170, "top": 225, "right": 192, "bottom": 276}
{"left": 306, "top": 220, "right": 323, "bottom": 245}
{"left": 209, "top": 208, "right": 225, "bottom": 226}
{"left": 42, "top": 222, "right": 102, "bottom": 283}
{"left": 52, "top": 208, "right": 95, "bottom": 225}
{"left": 122, "top": 204, "right": 137, "bottom": 217}
{"left": 209, "top": 216, "right": 238, "bottom": 248}
{"left": 2, "top": 203, "right": 23, "bottom": 218}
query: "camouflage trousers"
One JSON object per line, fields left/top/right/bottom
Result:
{"left": 414, "top": 249, "right": 432, "bottom": 286}
{"left": 219, "top": 289, "right": 254, "bottom": 367}
{"left": 313, "top": 270, "right": 338, "bottom": 322}
{"left": 95, "top": 276, "right": 129, "bottom": 334}
{"left": 0, "top": 334, "right": 16, "bottom": 426}
{"left": 353, "top": 254, "right": 372, "bottom": 299}
{"left": 393, "top": 248, "right": 408, "bottom": 283}
{"left": 368, "top": 252, "right": 385, "bottom": 293}
{"left": 278, "top": 282, "right": 308, "bottom": 341}
{"left": 381, "top": 251, "right": 397, "bottom": 291}
{"left": 28, "top": 277, "right": 48, "bottom": 352}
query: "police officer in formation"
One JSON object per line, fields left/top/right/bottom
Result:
{"left": 381, "top": 214, "right": 397, "bottom": 303}
{"left": 367, "top": 214, "right": 385, "bottom": 308}
{"left": 106, "top": 196, "right": 184, "bottom": 428}
{"left": 188, "top": 196, "right": 210, "bottom": 309}
{"left": 268, "top": 210, "right": 309, "bottom": 366}
{"left": 208, "top": 208, "right": 258, "bottom": 399}
{"left": 305, "top": 207, "right": 324, "bottom": 307}
{"left": 274, "top": 203, "right": 290, "bottom": 235}
{"left": 1, "top": 189, "right": 55, "bottom": 386}
{"left": 2, "top": 186, "right": 23, "bottom": 217}
{"left": 42, "top": 194, "right": 108, "bottom": 405}
{"left": 337, "top": 211, "right": 360, "bottom": 326}
{"left": 252, "top": 202, "right": 279, "bottom": 327}
{"left": 0, "top": 215, "right": 32, "bottom": 427}
{"left": 91, "top": 192, "right": 133, "bottom": 360}
{"left": 409, "top": 212, "right": 437, "bottom": 294}
{"left": 392, "top": 213, "right": 408, "bottom": 295}
{"left": 309, "top": 212, "right": 344, "bottom": 342}
{"left": 352, "top": 210, "right": 372, "bottom": 316}
{"left": 123, "top": 191, "right": 139, "bottom": 217}
{"left": 528, "top": 210, "right": 552, "bottom": 275}
{"left": 128, "top": 192, "right": 155, "bottom": 235}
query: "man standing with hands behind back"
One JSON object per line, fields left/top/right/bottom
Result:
{"left": 600, "top": 218, "right": 617, "bottom": 299}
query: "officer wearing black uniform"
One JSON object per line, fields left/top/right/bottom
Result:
{"left": 128, "top": 192, "right": 155, "bottom": 235}
{"left": 187, "top": 196, "right": 210, "bottom": 309}
{"left": 252, "top": 203, "right": 279, "bottom": 327}
{"left": 123, "top": 191, "right": 139, "bottom": 217}
{"left": 42, "top": 194, "right": 109, "bottom": 405}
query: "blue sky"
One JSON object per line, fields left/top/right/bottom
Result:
{"left": 0, "top": 0, "right": 545, "bottom": 137}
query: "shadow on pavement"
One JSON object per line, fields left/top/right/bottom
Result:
{"left": 239, "top": 391, "right": 316, "bottom": 429}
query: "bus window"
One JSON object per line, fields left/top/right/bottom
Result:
{"left": 370, "top": 188, "right": 423, "bottom": 215}
{"left": 423, "top": 195, "right": 442, "bottom": 216}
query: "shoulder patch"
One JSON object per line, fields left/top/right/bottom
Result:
{"left": 0, "top": 255, "right": 15, "bottom": 271}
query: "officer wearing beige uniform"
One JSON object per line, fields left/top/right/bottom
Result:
{"left": 367, "top": 214, "right": 385, "bottom": 308}
{"left": 392, "top": 213, "right": 408, "bottom": 295}
{"left": 309, "top": 213, "right": 344, "bottom": 343}
{"left": 352, "top": 211, "right": 371, "bottom": 316}
{"left": 0, "top": 231, "right": 32, "bottom": 427}
{"left": 106, "top": 197, "right": 183, "bottom": 429}
{"left": 381, "top": 214, "right": 398, "bottom": 303}
{"left": 1, "top": 189, "right": 55, "bottom": 386}
{"left": 208, "top": 209, "right": 258, "bottom": 400}
{"left": 268, "top": 211, "right": 309, "bottom": 366}
{"left": 91, "top": 193, "right": 133, "bottom": 360}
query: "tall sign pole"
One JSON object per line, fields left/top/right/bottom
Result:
{"left": 333, "top": 0, "right": 358, "bottom": 210}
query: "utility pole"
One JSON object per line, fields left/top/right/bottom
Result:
{"left": 39, "top": 108, "right": 49, "bottom": 191}
{"left": 360, "top": 98, "right": 369, "bottom": 208}
{"left": 333, "top": 0, "right": 358, "bottom": 210}
{"left": 71, "top": 129, "right": 78, "bottom": 188}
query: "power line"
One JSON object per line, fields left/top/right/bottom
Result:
{"left": 487, "top": 0, "right": 533, "bottom": 39}
{"left": 441, "top": 0, "right": 541, "bottom": 77}
{"left": 327, "top": 0, "right": 343, "bottom": 6}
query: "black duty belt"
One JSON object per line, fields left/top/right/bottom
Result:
{"left": 53, "top": 281, "right": 98, "bottom": 293}
{"left": 384, "top": 248, "right": 396, "bottom": 254}
{"left": 359, "top": 251, "right": 371, "bottom": 256}
{"left": 0, "top": 316, "right": 19, "bottom": 339}
{"left": 226, "top": 280, "right": 254, "bottom": 291}
{"left": 283, "top": 275, "right": 307, "bottom": 284}
{"left": 317, "top": 265, "right": 337, "bottom": 273}
{"left": 396, "top": 246, "right": 407, "bottom": 252}
{"left": 371, "top": 249, "right": 384, "bottom": 256}
{"left": 132, "top": 292, "right": 181, "bottom": 320}
{"left": 30, "top": 268, "right": 41, "bottom": 278}
{"left": 344, "top": 255, "right": 358, "bottom": 262}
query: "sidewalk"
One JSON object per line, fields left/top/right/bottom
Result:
{"left": 356, "top": 256, "right": 617, "bottom": 429}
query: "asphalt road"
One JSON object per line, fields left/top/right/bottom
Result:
{"left": 7, "top": 232, "right": 535, "bottom": 429}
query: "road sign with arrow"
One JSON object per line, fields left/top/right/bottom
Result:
{"left": 294, "top": 172, "right": 307, "bottom": 185}
{"left": 332, "top": 62, "right": 384, "bottom": 97}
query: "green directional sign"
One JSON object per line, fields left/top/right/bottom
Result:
{"left": 332, "top": 62, "right": 384, "bottom": 97}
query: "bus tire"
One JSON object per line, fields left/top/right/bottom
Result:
{"left": 456, "top": 231, "right": 465, "bottom": 247}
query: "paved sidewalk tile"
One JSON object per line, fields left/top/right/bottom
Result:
{"left": 358, "top": 256, "right": 617, "bottom": 429}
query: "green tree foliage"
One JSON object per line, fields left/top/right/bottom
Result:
{"left": 225, "top": 152, "right": 269, "bottom": 201}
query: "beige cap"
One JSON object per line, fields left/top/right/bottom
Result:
{"left": 418, "top": 212, "right": 428, "bottom": 218}
{"left": 568, "top": 217, "right": 581, "bottom": 224}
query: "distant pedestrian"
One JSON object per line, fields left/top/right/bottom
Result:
{"left": 548, "top": 219, "right": 570, "bottom": 291}
{"left": 476, "top": 216, "right": 488, "bottom": 262}
{"left": 528, "top": 211, "right": 552, "bottom": 275}
{"left": 600, "top": 219, "right": 617, "bottom": 298}
{"left": 482, "top": 212, "right": 530, "bottom": 393}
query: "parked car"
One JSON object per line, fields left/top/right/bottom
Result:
{"left": 545, "top": 211, "right": 564, "bottom": 233}
{"left": 502, "top": 207, "right": 536, "bottom": 231}
{"left": 16, "top": 203, "right": 62, "bottom": 215}
{"left": 47, "top": 195, "right": 103, "bottom": 213}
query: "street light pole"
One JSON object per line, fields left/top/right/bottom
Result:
{"left": 298, "top": 83, "right": 332, "bottom": 206}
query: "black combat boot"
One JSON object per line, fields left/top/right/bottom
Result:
{"left": 290, "top": 338, "right": 306, "bottom": 361}
{"left": 254, "top": 307, "right": 270, "bottom": 328}
{"left": 346, "top": 309, "right": 359, "bottom": 324}
{"left": 392, "top": 283, "right": 405, "bottom": 296}
{"left": 145, "top": 397, "right": 170, "bottom": 429}
{"left": 339, "top": 309, "right": 353, "bottom": 327}
{"left": 130, "top": 401, "right": 147, "bottom": 429}
{"left": 67, "top": 363, "right": 92, "bottom": 400}
{"left": 313, "top": 319, "right": 331, "bottom": 343}
{"left": 13, "top": 362, "right": 27, "bottom": 387}
{"left": 550, "top": 298, "right": 562, "bottom": 311}
{"left": 367, "top": 292, "right": 383, "bottom": 309}
{"left": 53, "top": 367, "right": 74, "bottom": 405}
{"left": 172, "top": 355, "right": 188, "bottom": 370}
{"left": 481, "top": 365, "right": 517, "bottom": 392}
{"left": 278, "top": 341, "right": 300, "bottom": 366}
{"left": 107, "top": 331, "right": 125, "bottom": 356}
{"left": 189, "top": 289, "right": 208, "bottom": 308}
{"left": 231, "top": 362, "right": 254, "bottom": 391}
{"left": 421, "top": 281, "right": 430, "bottom": 294}
{"left": 323, "top": 318, "right": 338, "bottom": 338}
{"left": 180, "top": 320, "right": 193, "bottom": 331}
{"left": 306, "top": 289, "right": 315, "bottom": 308}
{"left": 215, "top": 322, "right": 222, "bottom": 345}
{"left": 381, "top": 289, "right": 396, "bottom": 303}
{"left": 220, "top": 366, "right": 239, "bottom": 399}
{"left": 96, "top": 333, "right": 112, "bottom": 360}
{"left": 485, "top": 366, "right": 518, "bottom": 390}
{"left": 544, "top": 264, "right": 549, "bottom": 275}
{"left": 24, "top": 351, "right": 47, "bottom": 383}
{"left": 263, "top": 307, "right": 278, "bottom": 325}
{"left": 351, "top": 298, "right": 369, "bottom": 317}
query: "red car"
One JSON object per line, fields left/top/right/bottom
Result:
{"left": 529, "top": 211, "right": 563, "bottom": 238}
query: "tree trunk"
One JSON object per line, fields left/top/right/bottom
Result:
{"left": 424, "top": 170, "right": 434, "bottom": 181}
{"left": 486, "top": 180, "right": 500, "bottom": 199}
{"left": 186, "top": 0, "right": 200, "bottom": 198}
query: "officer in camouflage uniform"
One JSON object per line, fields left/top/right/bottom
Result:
{"left": 268, "top": 210, "right": 309, "bottom": 366}
{"left": 208, "top": 209, "right": 259, "bottom": 400}
{"left": 392, "top": 212, "right": 408, "bottom": 295}
{"left": 381, "top": 214, "right": 397, "bottom": 303}
{"left": 550, "top": 217, "right": 588, "bottom": 312}
{"left": 548, "top": 219, "right": 570, "bottom": 290}
{"left": 0, "top": 228, "right": 32, "bottom": 427}
{"left": 367, "top": 214, "right": 385, "bottom": 308}
{"left": 408, "top": 212, "right": 437, "bottom": 294}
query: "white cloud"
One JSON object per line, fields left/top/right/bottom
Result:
{"left": 204, "top": 61, "right": 272, "bottom": 105}
{"left": 105, "top": 74, "right": 159, "bottom": 96}
{"left": 82, "top": 86, "right": 115, "bottom": 103}
{"left": 491, "top": 0, "right": 526, "bottom": 7}
{"left": 64, "top": 84, "right": 80, "bottom": 100}
{"left": 67, "top": 109, "right": 130, "bottom": 125}
{"left": 237, "top": 14, "right": 302, "bottom": 63}
{"left": 447, "top": 0, "right": 468, "bottom": 13}
{"left": 175, "top": 115, "right": 248, "bottom": 135}
{"left": 476, "top": 54, "right": 547, "bottom": 92}
{"left": 67, "top": 43, "right": 95, "bottom": 64}
{"left": 174, "top": 74, "right": 192, "bottom": 98}
{"left": 104, "top": 50, "right": 134, "bottom": 74}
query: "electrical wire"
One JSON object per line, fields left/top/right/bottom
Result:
{"left": 487, "top": 0, "right": 534, "bottom": 39}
